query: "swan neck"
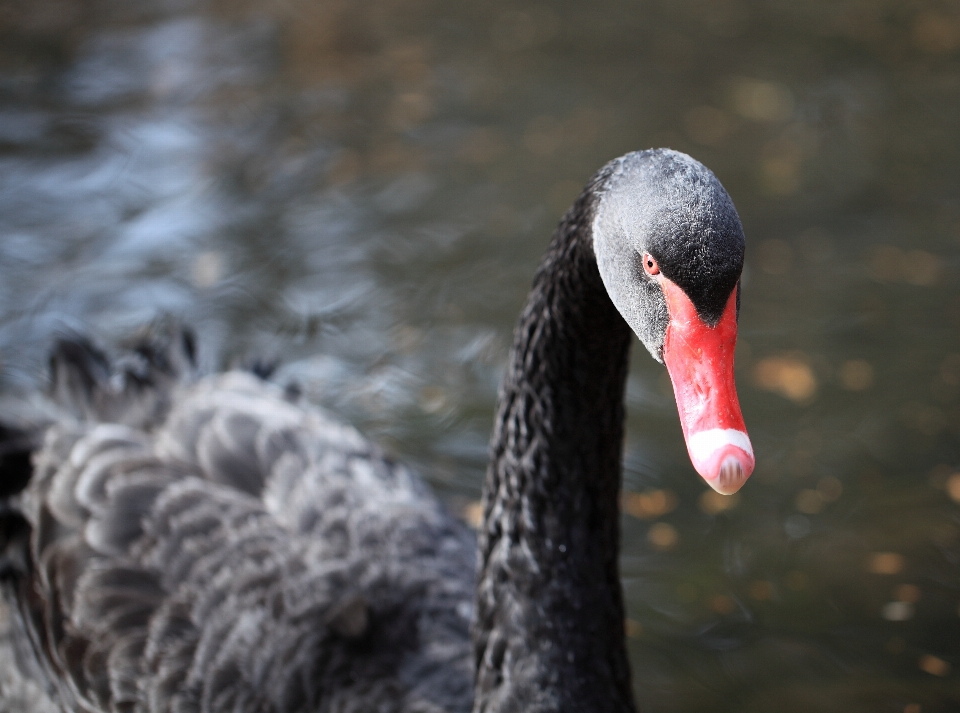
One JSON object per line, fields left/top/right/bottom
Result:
{"left": 473, "top": 188, "right": 635, "bottom": 712}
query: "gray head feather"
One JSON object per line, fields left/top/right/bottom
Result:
{"left": 592, "top": 149, "right": 745, "bottom": 361}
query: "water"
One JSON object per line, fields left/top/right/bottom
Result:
{"left": 2, "top": 0, "right": 960, "bottom": 710}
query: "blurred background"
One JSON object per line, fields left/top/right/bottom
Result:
{"left": 1, "top": 0, "right": 960, "bottom": 711}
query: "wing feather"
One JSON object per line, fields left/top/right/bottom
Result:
{"left": 6, "top": 366, "right": 473, "bottom": 713}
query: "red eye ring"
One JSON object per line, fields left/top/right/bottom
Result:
{"left": 643, "top": 253, "right": 660, "bottom": 276}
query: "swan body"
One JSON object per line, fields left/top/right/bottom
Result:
{"left": 5, "top": 361, "right": 475, "bottom": 713}
{"left": 0, "top": 149, "right": 750, "bottom": 713}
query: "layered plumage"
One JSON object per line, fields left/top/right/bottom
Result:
{"left": 1, "top": 328, "right": 474, "bottom": 713}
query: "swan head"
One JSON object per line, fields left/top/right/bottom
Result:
{"left": 592, "top": 149, "right": 753, "bottom": 494}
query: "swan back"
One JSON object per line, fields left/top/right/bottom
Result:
{"left": 3, "top": 333, "right": 474, "bottom": 713}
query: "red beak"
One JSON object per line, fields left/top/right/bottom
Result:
{"left": 661, "top": 279, "right": 754, "bottom": 494}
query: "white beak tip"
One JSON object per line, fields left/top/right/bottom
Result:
{"left": 686, "top": 429, "right": 755, "bottom": 495}
{"left": 707, "top": 455, "right": 750, "bottom": 495}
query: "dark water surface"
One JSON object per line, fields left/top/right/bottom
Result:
{"left": 3, "top": 0, "right": 960, "bottom": 710}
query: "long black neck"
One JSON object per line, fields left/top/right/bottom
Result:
{"left": 472, "top": 186, "right": 636, "bottom": 712}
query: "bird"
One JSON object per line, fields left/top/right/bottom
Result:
{"left": 0, "top": 148, "right": 751, "bottom": 713}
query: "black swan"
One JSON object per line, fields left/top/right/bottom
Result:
{"left": 0, "top": 148, "right": 751, "bottom": 713}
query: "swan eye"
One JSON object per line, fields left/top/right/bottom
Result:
{"left": 642, "top": 253, "right": 660, "bottom": 276}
